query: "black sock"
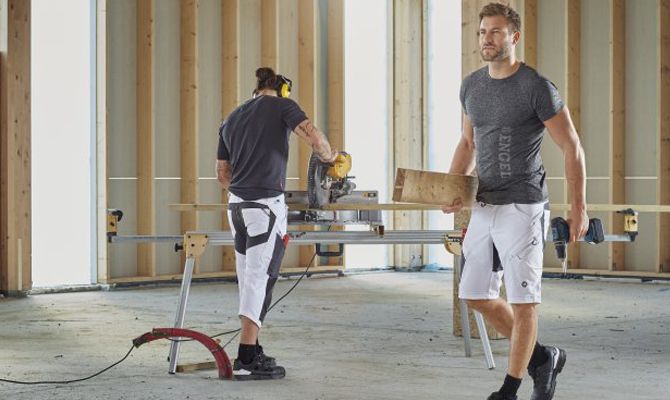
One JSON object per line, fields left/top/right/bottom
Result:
{"left": 529, "top": 342, "right": 549, "bottom": 368}
{"left": 499, "top": 374, "right": 522, "bottom": 399}
{"left": 255, "top": 339, "right": 262, "bottom": 354}
{"left": 238, "top": 344, "right": 256, "bottom": 365}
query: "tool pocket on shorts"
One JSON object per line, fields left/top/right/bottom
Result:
{"left": 512, "top": 235, "right": 542, "bottom": 264}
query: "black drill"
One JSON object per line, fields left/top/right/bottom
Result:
{"left": 551, "top": 217, "right": 605, "bottom": 272}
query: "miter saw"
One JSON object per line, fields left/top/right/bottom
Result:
{"left": 285, "top": 152, "right": 382, "bottom": 227}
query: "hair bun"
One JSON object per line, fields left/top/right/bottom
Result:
{"left": 256, "top": 67, "right": 276, "bottom": 82}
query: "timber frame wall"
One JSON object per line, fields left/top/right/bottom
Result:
{"left": 99, "top": 0, "right": 345, "bottom": 283}
{"left": 97, "top": 0, "right": 670, "bottom": 283}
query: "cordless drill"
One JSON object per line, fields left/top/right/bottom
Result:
{"left": 551, "top": 217, "right": 605, "bottom": 273}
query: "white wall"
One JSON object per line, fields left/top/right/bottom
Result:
{"left": 31, "top": 0, "right": 93, "bottom": 286}
{"left": 344, "top": 0, "right": 389, "bottom": 268}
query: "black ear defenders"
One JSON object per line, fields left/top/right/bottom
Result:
{"left": 275, "top": 75, "right": 292, "bottom": 98}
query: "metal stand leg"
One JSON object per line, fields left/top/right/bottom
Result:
{"left": 459, "top": 298, "right": 473, "bottom": 357}
{"left": 455, "top": 253, "right": 495, "bottom": 369}
{"left": 168, "top": 256, "right": 196, "bottom": 374}
{"left": 474, "top": 310, "right": 496, "bottom": 370}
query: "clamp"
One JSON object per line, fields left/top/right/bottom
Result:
{"left": 617, "top": 208, "right": 639, "bottom": 242}
{"left": 107, "top": 209, "right": 124, "bottom": 243}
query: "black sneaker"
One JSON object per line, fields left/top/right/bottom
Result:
{"left": 528, "top": 346, "right": 567, "bottom": 400}
{"left": 233, "top": 353, "right": 285, "bottom": 381}
{"left": 487, "top": 392, "right": 516, "bottom": 400}
{"left": 257, "top": 345, "right": 276, "bottom": 367}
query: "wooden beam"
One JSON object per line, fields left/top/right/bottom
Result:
{"left": 261, "top": 0, "right": 278, "bottom": 69}
{"left": 220, "top": 0, "right": 238, "bottom": 272}
{"left": 522, "top": 0, "right": 537, "bottom": 68}
{"left": 327, "top": 0, "right": 345, "bottom": 267}
{"left": 298, "top": 0, "right": 318, "bottom": 268}
{"left": 658, "top": 0, "right": 670, "bottom": 273}
{"left": 609, "top": 0, "right": 626, "bottom": 271}
{"left": 136, "top": 0, "right": 156, "bottom": 277}
{"left": 97, "top": 0, "right": 109, "bottom": 283}
{"left": 0, "top": 0, "right": 32, "bottom": 295}
{"left": 181, "top": 0, "right": 199, "bottom": 270}
{"left": 393, "top": 0, "right": 424, "bottom": 268}
{"left": 566, "top": 0, "right": 581, "bottom": 269}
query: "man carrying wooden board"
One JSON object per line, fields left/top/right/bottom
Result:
{"left": 441, "top": 4, "right": 588, "bottom": 400}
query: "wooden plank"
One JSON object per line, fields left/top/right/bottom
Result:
{"left": 386, "top": 0, "right": 395, "bottom": 265}
{"left": 543, "top": 268, "right": 670, "bottom": 280}
{"left": 522, "top": 0, "right": 537, "bottom": 68}
{"left": 170, "top": 202, "right": 670, "bottom": 213}
{"left": 609, "top": 0, "right": 626, "bottom": 271}
{"left": 136, "top": 0, "right": 156, "bottom": 277}
{"left": 393, "top": 168, "right": 477, "bottom": 206}
{"left": 177, "top": 361, "right": 218, "bottom": 373}
{"left": 261, "top": 0, "right": 278, "bottom": 69}
{"left": 327, "top": 0, "right": 345, "bottom": 267}
{"left": 421, "top": 0, "right": 429, "bottom": 266}
{"left": 393, "top": 0, "right": 423, "bottom": 268}
{"left": 298, "top": 0, "right": 318, "bottom": 268}
{"left": 220, "top": 0, "right": 238, "bottom": 272}
{"left": 566, "top": 0, "right": 581, "bottom": 269}
{"left": 0, "top": 0, "right": 32, "bottom": 295}
{"left": 659, "top": 0, "right": 670, "bottom": 273}
{"left": 97, "top": 0, "right": 110, "bottom": 284}
{"left": 107, "top": 265, "right": 341, "bottom": 284}
{"left": 181, "top": 0, "right": 199, "bottom": 271}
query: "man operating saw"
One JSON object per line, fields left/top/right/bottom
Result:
{"left": 441, "top": 3, "right": 588, "bottom": 400}
{"left": 216, "top": 67, "right": 348, "bottom": 380}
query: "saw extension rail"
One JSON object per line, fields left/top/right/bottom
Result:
{"left": 133, "top": 328, "right": 233, "bottom": 379}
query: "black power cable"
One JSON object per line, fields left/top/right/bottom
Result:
{"left": 0, "top": 344, "right": 135, "bottom": 385}
{"left": 0, "top": 249, "right": 319, "bottom": 385}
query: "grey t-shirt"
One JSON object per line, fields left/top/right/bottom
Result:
{"left": 218, "top": 95, "right": 307, "bottom": 200}
{"left": 460, "top": 63, "right": 564, "bottom": 205}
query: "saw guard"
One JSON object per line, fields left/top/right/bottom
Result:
{"left": 133, "top": 328, "right": 233, "bottom": 380}
{"left": 307, "top": 153, "right": 331, "bottom": 208}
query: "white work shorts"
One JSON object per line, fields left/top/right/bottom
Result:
{"left": 228, "top": 192, "right": 288, "bottom": 327}
{"left": 459, "top": 202, "right": 550, "bottom": 304}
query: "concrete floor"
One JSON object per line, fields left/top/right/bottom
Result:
{"left": 1, "top": 271, "right": 669, "bottom": 400}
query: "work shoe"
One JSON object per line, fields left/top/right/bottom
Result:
{"left": 528, "top": 346, "right": 567, "bottom": 400}
{"left": 233, "top": 353, "right": 285, "bottom": 381}
{"left": 256, "top": 345, "right": 276, "bottom": 367}
{"left": 487, "top": 392, "right": 516, "bottom": 400}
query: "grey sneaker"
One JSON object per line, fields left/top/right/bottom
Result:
{"left": 528, "top": 346, "right": 567, "bottom": 400}
{"left": 233, "top": 353, "right": 285, "bottom": 381}
{"left": 256, "top": 345, "right": 276, "bottom": 367}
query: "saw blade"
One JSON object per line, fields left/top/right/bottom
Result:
{"left": 307, "top": 153, "right": 330, "bottom": 208}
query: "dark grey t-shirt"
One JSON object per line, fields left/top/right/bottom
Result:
{"left": 217, "top": 95, "right": 307, "bottom": 200}
{"left": 460, "top": 63, "right": 564, "bottom": 205}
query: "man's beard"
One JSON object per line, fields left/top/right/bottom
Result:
{"left": 480, "top": 44, "right": 511, "bottom": 61}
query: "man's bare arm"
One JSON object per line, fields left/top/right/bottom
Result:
{"left": 216, "top": 159, "right": 232, "bottom": 188}
{"left": 544, "top": 107, "right": 589, "bottom": 242}
{"left": 294, "top": 119, "right": 337, "bottom": 162}
{"left": 449, "top": 113, "right": 477, "bottom": 175}
{"left": 441, "top": 114, "right": 476, "bottom": 214}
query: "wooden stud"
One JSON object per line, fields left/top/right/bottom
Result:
{"left": 181, "top": 0, "right": 199, "bottom": 270}
{"left": 566, "top": 0, "right": 581, "bottom": 269}
{"left": 97, "top": 0, "right": 109, "bottom": 283}
{"left": 327, "top": 0, "right": 345, "bottom": 267}
{"left": 393, "top": 0, "right": 424, "bottom": 268}
{"left": 523, "top": 0, "right": 537, "bottom": 68}
{"left": 0, "top": 0, "right": 32, "bottom": 295}
{"left": 386, "top": 0, "right": 395, "bottom": 264}
{"left": 136, "top": 0, "right": 156, "bottom": 277}
{"left": 298, "top": 0, "right": 318, "bottom": 268}
{"left": 658, "top": 0, "right": 670, "bottom": 273}
{"left": 261, "top": 0, "right": 278, "bottom": 69}
{"left": 609, "top": 0, "right": 626, "bottom": 271}
{"left": 220, "top": 0, "right": 238, "bottom": 272}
